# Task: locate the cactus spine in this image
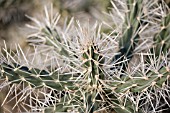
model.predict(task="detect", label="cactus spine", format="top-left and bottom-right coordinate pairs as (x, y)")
top-left (0, 0), bottom-right (170, 113)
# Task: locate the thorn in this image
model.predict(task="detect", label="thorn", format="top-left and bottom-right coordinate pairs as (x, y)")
top-left (158, 74), bottom-right (163, 78)
top-left (161, 26), bottom-right (165, 30)
top-left (55, 80), bottom-right (59, 83)
top-left (161, 40), bottom-right (165, 45)
top-left (143, 76), bottom-right (148, 80)
top-left (1, 69), bottom-right (4, 73)
top-left (166, 67), bottom-right (170, 72)
top-left (151, 81), bottom-right (156, 86)
top-left (20, 77), bottom-right (26, 81)
top-left (14, 68), bottom-right (18, 71)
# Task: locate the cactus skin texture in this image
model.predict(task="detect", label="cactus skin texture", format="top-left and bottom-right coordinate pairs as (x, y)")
top-left (152, 13), bottom-right (170, 56)
top-left (0, 0), bottom-right (170, 113)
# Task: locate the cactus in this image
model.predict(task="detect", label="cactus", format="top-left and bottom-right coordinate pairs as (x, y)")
top-left (0, 0), bottom-right (170, 113)
top-left (110, 0), bottom-right (142, 71)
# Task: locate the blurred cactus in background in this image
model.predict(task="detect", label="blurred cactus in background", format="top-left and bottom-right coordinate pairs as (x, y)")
top-left (0, 0), bottom-right (35, 49)
top-left (0, 0), bottom-right (111, 50)
top-left (0, 0), bottom-right (170, 113)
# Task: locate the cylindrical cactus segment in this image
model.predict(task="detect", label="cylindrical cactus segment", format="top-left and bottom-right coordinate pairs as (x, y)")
top-left (82, 45), bottom-right (105, 82)
top-left (74, 45), bottom-right (105, 112)
top-left (108, 66), bottom-right (170, 93)
top-left (111, 0), bottom-right (142, 71)
top-left (152, 13), bottom-right (170, 57)
top-left (104, 66), bottom-right (170, 113)
top-left (43, 45), bottom-right (106, 113)
top-left (0, 62), bottom-right (77, 90)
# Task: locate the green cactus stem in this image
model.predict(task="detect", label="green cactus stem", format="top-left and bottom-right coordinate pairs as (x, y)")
top-left (152, 13), bottom-right (170, 57)
top-left (0, 62), bottom-right (78, 91)
top-left (110, 0), bottom-right (142, 71)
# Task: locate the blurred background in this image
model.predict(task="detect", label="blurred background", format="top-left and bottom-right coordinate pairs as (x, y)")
top-left (0, 0), bottom-right (169, 112)
top-left (0, 0), bottom-right (112, 51)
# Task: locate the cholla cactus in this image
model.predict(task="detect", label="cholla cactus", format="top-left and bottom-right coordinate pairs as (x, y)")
top-left (0, 0), bottom-right (170, 113)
